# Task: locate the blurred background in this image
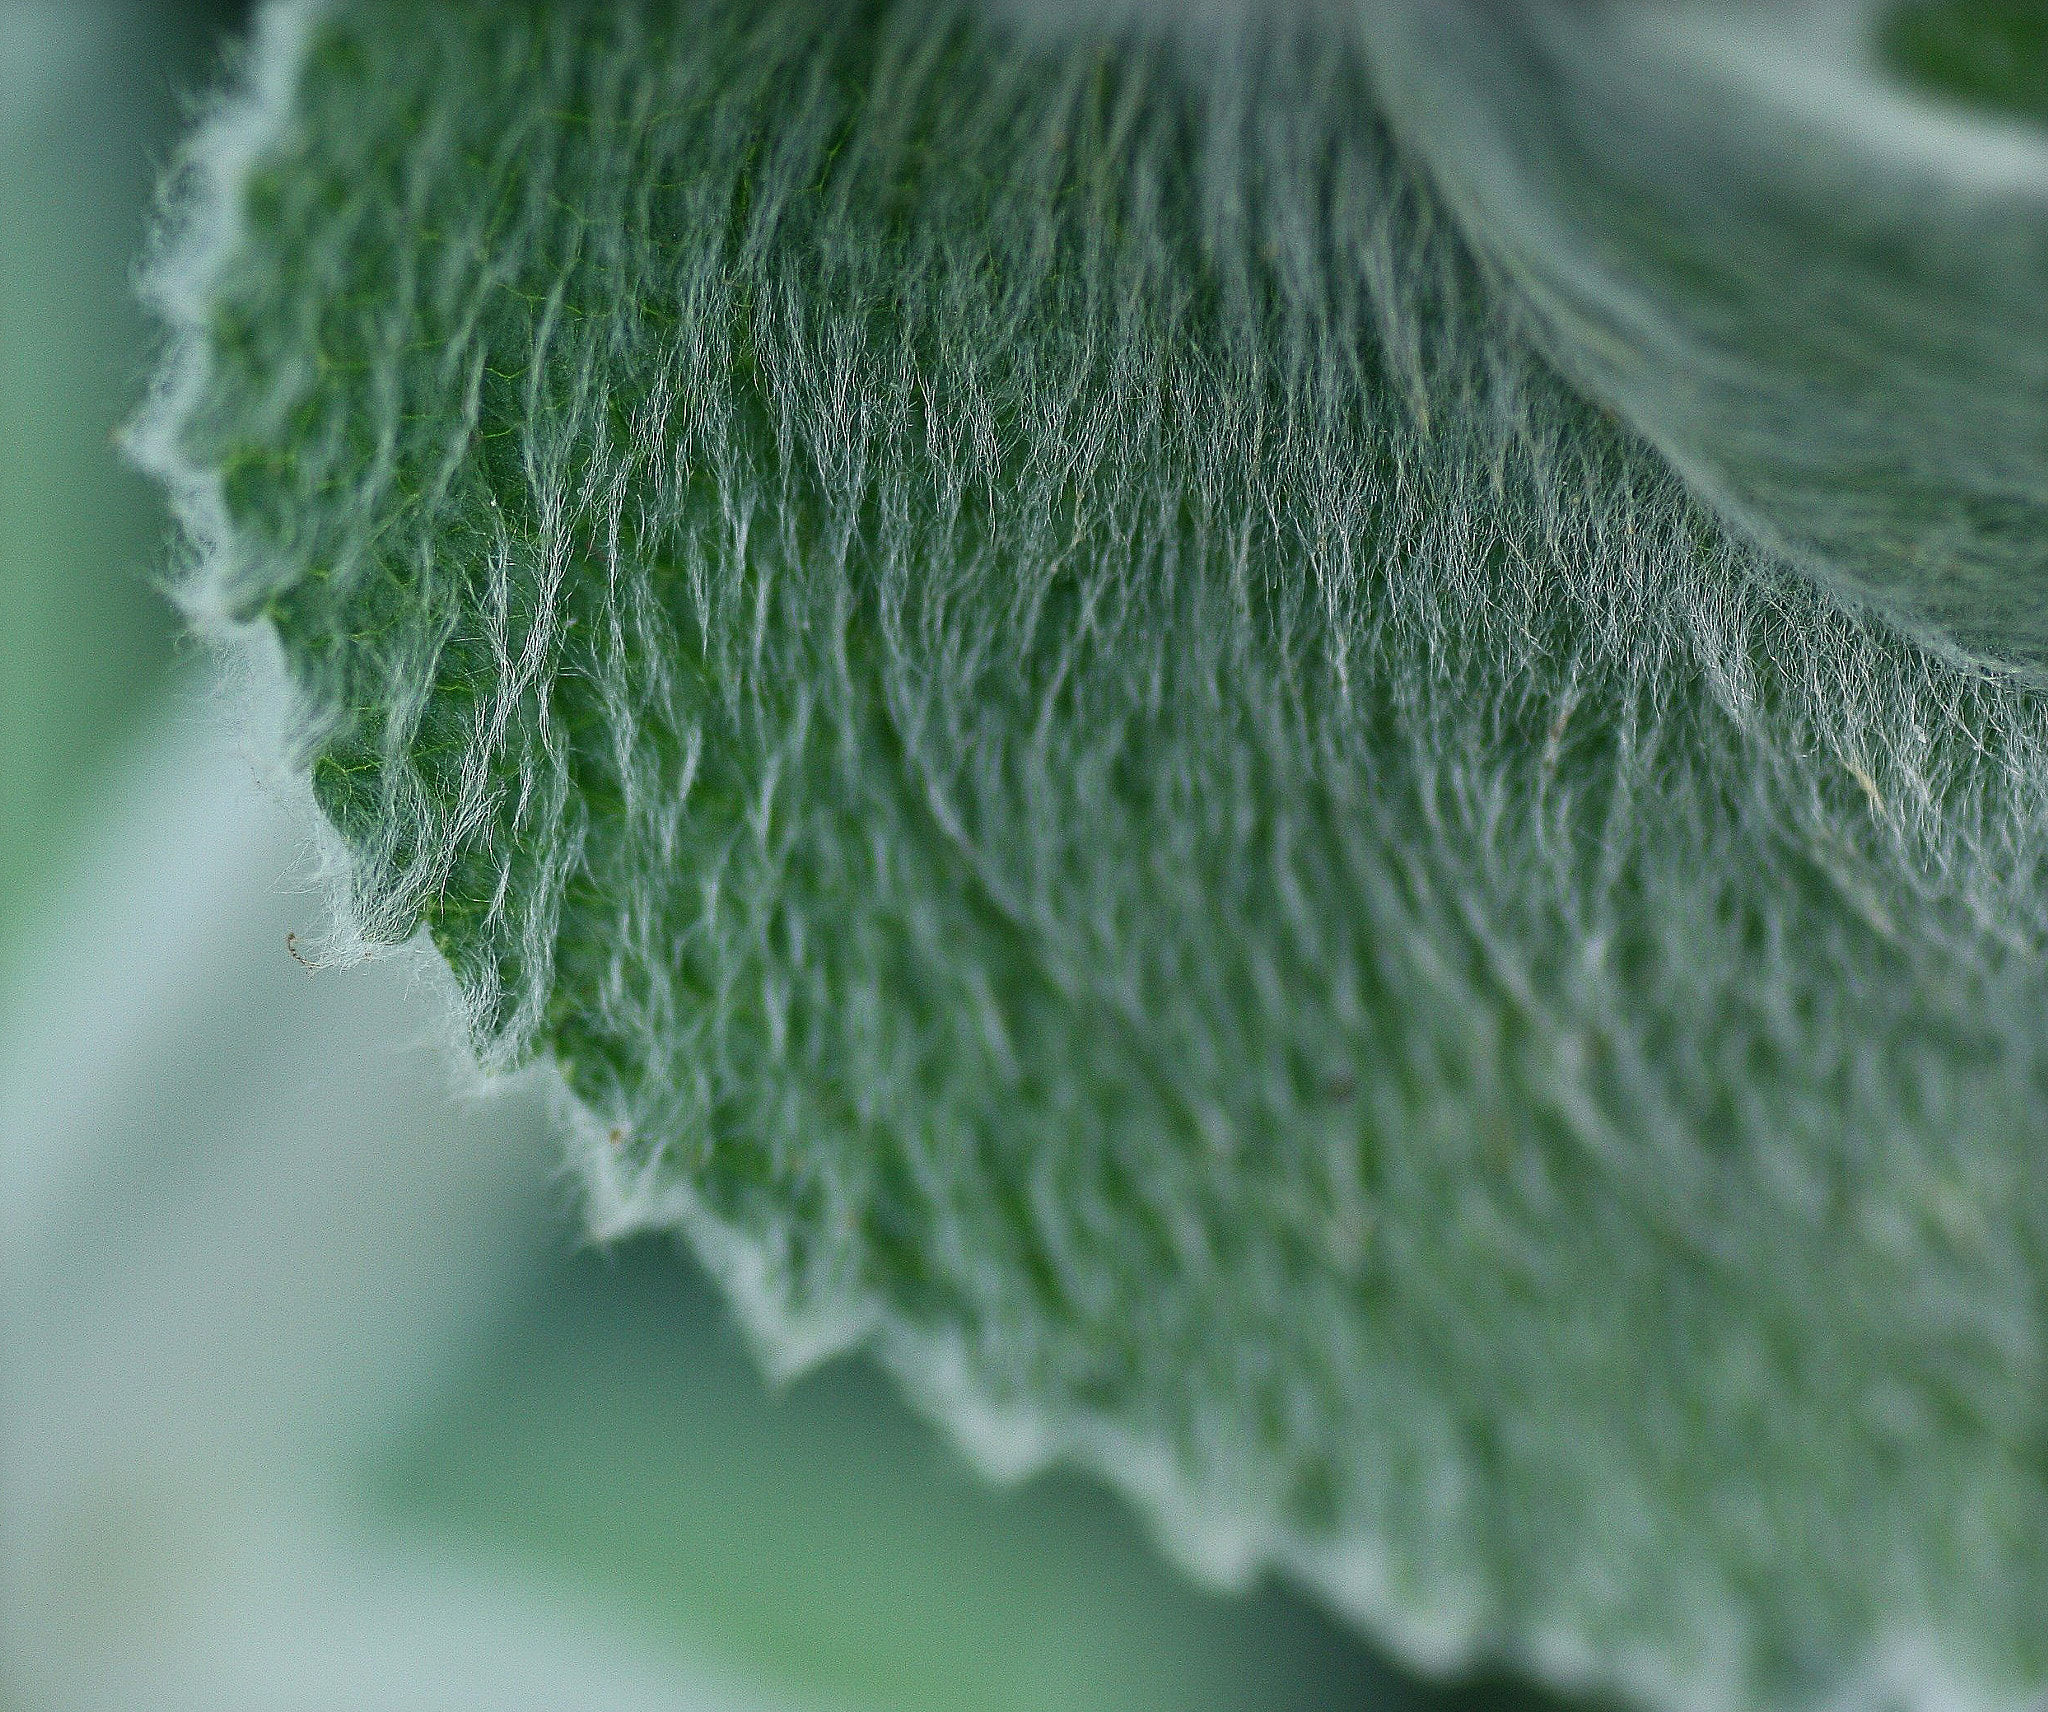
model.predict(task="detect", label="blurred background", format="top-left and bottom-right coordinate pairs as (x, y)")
top-left (0, 5), bottom-right (1550, 1709)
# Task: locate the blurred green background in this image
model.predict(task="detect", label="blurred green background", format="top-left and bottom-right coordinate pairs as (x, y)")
top-left (0, 0), bottom-right (205, 949)
top-left (0, 6), bottom-right (1551, 1709)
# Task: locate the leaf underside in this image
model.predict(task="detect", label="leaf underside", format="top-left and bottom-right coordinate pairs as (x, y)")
top-left (145, 3), bottom-right (2048, 1710)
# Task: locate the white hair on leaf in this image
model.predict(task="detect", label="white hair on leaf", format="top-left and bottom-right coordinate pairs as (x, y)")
top-left (131, 5), bottom-right (2048, 1712)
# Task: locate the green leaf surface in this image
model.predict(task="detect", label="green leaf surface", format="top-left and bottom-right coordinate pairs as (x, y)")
top-left (1357, 0), bottom-right (2048, 673)
top-left (136, 4), bottom-right (2048, 1711)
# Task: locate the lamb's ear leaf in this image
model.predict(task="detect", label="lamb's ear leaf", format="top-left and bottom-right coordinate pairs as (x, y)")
top-left (1358, 0), bottom-right (2048, 674)
top-left (134, 4), bottom-right (2048, 1712)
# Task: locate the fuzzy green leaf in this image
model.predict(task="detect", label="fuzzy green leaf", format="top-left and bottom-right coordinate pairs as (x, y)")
top-left (137, 4), bottom-right (2048, 1711)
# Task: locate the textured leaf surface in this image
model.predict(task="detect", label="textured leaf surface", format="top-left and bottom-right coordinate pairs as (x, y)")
top-left (1359, 0), bottom-right (2048, 672)
top-left (139, 4), bottom-right (2048, 1711)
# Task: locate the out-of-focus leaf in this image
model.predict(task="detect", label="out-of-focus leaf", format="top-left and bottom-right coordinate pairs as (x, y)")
top-left (382, 1237), bottom-right (1542, 1712)
top-left (0, 0), bottom-right (196, 949)
top-left (1360, 0), bottom-right (2048, 671)
top-left (1881, 0), bottom-right (2048, 120)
